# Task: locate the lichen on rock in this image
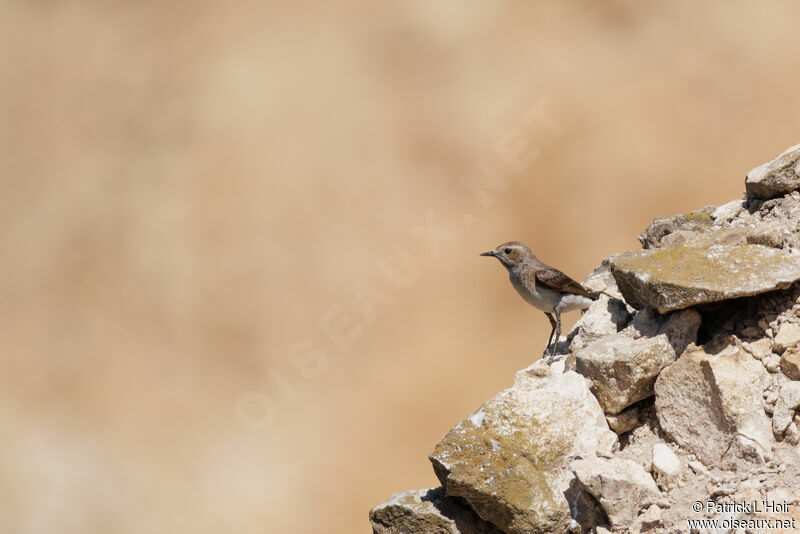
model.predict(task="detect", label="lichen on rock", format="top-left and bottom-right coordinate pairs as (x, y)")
top-left (610, 244), bottom-right (800, 313)
top-left (428, 369), bottom-right (615, 534)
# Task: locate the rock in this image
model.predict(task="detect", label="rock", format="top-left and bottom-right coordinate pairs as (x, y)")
top-left (772, 322), bottom-right (800, 354)
top-left (610, 245), bottom-right (800, 313)
top-left (569, 297), bottom-right (632, 353)
top-left (659, 227), bottom-right (748, 249)
top-left (711, 199), bottom-right (745, 224)
top-left (369, 488), bottom-right (503, 534)
top-left (765, 354), bottom-right (782, 373)
top-left (637, 208), bottom-right (715, 249)
top-left (766, 390), bottom-right (779, 405)
top-left (528, 359), bottom-right (550, 377)
top-left (688, 460), bottom-right (709, 477)
top-left (746, 219), bottom-right (789, 248)
top-left (575, 309), bottom-right (700, 414)
top-left (785, 422), bottom-right (800, 445)
top-left (780, 346), bottom-right (800, 379)
top-left (581, 260), bottom-right (624, 299)
top-left (652, 443), bottom-right (680, 477)
top-left (631, 504), bottom-right (662, 532)
top-left (429, 370), bottom-right (617, 534)
top-left (767, 487), bottom-right (800, 505)
top-left (741, 326), bottom-right (764, 339)
top-left (606, 404), bottom-right (641, 435)
top-left (745, 142), bottom-right (800, 199)
top-left (654, 339), bottom-right (773, 467)
top-left (743, 338), bottom-right (772, 359)
top-left (570, 456), bottom-right (663, 528)
top-left (709, 485), bottom-right (736, 498)
top-left (772, 381), bottom-right (800, 438)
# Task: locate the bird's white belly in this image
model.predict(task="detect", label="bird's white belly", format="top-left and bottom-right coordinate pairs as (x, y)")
top-left (556, 293), bottom-right (594, 313)
top-left (510, 274), bottom-right (593, 313)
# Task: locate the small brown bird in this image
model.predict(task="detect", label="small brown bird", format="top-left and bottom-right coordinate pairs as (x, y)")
top-left (480, 241), bottom-right (601, 355)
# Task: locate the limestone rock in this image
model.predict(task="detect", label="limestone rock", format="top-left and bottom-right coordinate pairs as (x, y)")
top-left (711, 199), bottom-right (745, 224)
top-left (631, 504), bottom-right (662, 532)
top-left (429, 370), bottom-right (616, 534)
top-left (606, 404), bottom-right (641, 435)
top-left (785, 422), bottom-right (800, 445)
top-left (766, 354), bottom-right (782, 373)
top-left (369, 488), bottom-right (503, 534)
top-left (654, 339), bottom-right (773, 467)
top-left (745, 143), bottom-right (800, 199)
top-left (780, 347), bottom-right (800, 380)
top-left (772, 381), bottom-right (800, 438)
top-left (571, 456), bottom-right (663, 528)
top-left (569, 297), bottom-right (632, 353)
top-left (746, 219), bottom-right (790, 249)
top-left (610, 245), bottom-right (800, 313)
top-left (773, 322), bottom-right (800, 354)
top-left (581, 260), bottom-right (624, 299)
top-left (659, 227), bottom-right (749, 249)
top-left (575, 308), bottom-right (700, 414)
top-left (637, 208), bottom-right (715, 249)
top-left (651, 443), bottom-right (680, 477)
top-left (743, 338), bottom-right (772, 359)
top-left (688, 460), bottom-right (709, 477)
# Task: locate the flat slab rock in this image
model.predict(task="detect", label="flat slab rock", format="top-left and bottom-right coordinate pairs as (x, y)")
top-left (610, 244), bottom-right (800, 313)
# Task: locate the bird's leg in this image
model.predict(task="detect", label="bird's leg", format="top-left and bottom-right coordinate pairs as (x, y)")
top-left (553, 310), bottom-right (562, 355)
top-left (544, 312), bottom-right (557, 356)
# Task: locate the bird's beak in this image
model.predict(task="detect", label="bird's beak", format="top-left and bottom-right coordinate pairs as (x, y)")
top-left (480, 251), bottom-right (496, 257)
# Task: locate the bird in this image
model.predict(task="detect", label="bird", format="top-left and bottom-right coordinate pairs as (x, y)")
top-left (480, 241), bottom-right (603, 356)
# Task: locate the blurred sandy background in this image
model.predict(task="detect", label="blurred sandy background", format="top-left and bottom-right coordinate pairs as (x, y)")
top-left (2, 1), bottom-right (800, 533)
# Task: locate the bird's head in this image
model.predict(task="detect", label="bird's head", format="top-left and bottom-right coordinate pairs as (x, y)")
top-left (480, 241), bottom-right (532, 269)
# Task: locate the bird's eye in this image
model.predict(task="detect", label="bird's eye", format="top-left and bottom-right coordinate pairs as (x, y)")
top-left (504, 248), bottom-right (512, 254)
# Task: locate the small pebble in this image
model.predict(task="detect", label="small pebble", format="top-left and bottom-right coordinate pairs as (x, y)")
top-left (711, 485), bottom-right (737, 498)
top-left (689, 460), bottom-right (709, 477)
top-left (765, 355), bottom-right (781, 373)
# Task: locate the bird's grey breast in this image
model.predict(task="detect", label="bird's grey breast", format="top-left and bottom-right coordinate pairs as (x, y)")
top-left (509, 269), bottom-right (557, 313)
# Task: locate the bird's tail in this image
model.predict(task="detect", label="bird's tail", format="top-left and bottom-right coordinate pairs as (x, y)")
top-left (589, 289), bottom-right (619, 300)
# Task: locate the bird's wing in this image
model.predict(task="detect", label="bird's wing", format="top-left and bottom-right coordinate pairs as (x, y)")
top-left (534, 268), bottom-right (597, 299)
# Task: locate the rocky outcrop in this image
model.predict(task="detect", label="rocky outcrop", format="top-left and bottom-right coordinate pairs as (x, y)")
top-left (371, 142), bottom-right (800, 534)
